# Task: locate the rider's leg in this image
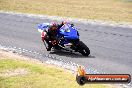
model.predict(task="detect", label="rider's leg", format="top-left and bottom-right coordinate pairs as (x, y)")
top-left (45, 35), bottom-right (53, 51)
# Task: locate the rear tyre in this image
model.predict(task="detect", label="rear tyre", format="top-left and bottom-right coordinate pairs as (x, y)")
top-left (77, 41), bottom-right (90, 56)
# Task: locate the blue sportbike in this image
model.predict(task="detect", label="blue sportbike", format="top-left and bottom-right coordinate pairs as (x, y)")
top-left (37, 23), bottom-right (90, 56)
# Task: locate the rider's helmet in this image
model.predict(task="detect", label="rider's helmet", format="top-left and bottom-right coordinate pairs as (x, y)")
top-left (50, 22), bottom-right (56, 26)
top-left (49, 22), bottom-right (57, 31)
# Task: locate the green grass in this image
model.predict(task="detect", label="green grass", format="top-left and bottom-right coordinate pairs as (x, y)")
top-left (0, 58), bottom-right (112, 88)
top-left (0, 0), bottom-right (132, 23)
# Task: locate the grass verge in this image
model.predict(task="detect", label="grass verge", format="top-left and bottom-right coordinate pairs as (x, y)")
top-left (0, 0), bottom-right (132, 23)
top-left (0, 50), bottom-right (113, 88)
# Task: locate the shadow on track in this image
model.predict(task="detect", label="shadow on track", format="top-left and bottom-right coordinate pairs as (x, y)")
top-left (49, 50), bottom-right (95, 58)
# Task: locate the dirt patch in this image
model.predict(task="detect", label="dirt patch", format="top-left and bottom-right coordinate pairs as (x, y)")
top-left (0, 68), bottom-right (28, 77)
top-left (0, 51), bottom-right (6, 59)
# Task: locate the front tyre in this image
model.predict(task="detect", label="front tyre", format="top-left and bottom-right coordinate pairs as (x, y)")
top-left (77, 41), bottom-right (90, 56)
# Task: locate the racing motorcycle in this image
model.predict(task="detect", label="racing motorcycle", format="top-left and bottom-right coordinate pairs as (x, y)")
top-left (37, 23), bottom-right (90, 56)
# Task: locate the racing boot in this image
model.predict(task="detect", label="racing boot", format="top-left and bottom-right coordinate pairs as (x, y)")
top-left (46, 45), bottom-right (52, 51)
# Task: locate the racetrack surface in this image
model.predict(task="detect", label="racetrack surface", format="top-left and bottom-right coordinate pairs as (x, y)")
top-left (0, 12), bottom-right (132, 76)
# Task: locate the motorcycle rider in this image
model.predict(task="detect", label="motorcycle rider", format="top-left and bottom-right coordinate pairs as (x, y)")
top-left (41, 21), bottom-right (75, 51)
top-left (41, 22), bottom-right (58, 51)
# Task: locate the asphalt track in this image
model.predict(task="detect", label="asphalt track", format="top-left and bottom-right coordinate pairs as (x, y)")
top-left (0, 12), bottom-right (132, 75)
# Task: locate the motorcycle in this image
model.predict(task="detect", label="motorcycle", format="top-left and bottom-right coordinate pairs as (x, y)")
top-left (37, 23), bottom-right (90, 56)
